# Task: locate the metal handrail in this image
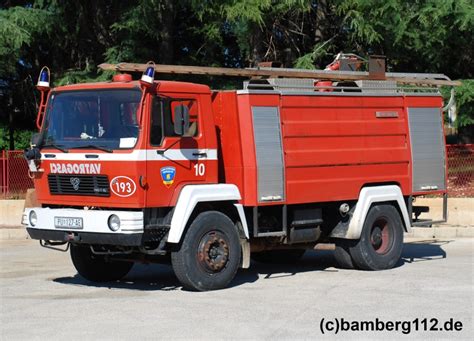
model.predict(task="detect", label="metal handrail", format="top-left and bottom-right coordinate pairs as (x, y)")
top-left (244, 82), bottom-right (440, 94)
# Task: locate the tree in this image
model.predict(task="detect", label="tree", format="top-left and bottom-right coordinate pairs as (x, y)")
top-left (0, 0), bottom-right (472, 149)
top-left (0, 5), bottom-right (52, 149)
top-left (451, 80), bottom-right (474, 128)
top-left (334, 0), bottom-right (474, 78)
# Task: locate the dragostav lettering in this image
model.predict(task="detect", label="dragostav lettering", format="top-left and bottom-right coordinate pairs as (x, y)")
top-left (50, 163), bottom-right (101, 174)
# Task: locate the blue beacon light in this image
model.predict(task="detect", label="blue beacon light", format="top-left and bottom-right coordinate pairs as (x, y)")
top-left (37, 66), bottom-right (50, 89)
top-left (140, 61), bottom-right (155, 87)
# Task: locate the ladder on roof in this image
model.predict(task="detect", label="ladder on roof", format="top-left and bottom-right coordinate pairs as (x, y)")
top-left (98, 58), bottom-right (460, 87)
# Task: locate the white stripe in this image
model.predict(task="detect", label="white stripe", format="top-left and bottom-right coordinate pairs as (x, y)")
top-left (40, 149), bottom-right (218, 161)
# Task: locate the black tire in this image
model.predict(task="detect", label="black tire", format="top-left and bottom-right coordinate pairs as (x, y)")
top-left (334, 240), bottom-right (356, 269)
top-left (171, 211), bottom-right (241, 291)
top-left (70, 244), bottom-right (133, 282)
top-left (349, 204), bottom-right (404, 270)
top-left (251, 249), bottom-right (306, 264)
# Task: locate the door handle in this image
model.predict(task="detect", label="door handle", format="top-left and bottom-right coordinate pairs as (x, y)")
top-left (192, 152), bottom-right (207, 157)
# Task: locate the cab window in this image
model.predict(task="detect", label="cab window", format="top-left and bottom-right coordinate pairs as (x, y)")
top-left (150, 96), bottom-right (199, 146)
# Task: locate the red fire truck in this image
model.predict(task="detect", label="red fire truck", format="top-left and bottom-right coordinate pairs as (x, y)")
top-left (23, 56), bottom-right (455, 291)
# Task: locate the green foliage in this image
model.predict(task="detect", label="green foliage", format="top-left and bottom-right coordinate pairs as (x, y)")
top-left (441, 80), bottom-right (474, 128)
top-left (0, 0), bottom-right (472, 143)
top-left (223, 0), bottom-right (272, 24)
top-left (0, 125), bottom-right (34, 150)
top-left (55, 68), bottom-right (114, 86)
top-left (335, 0), bottom-right (473, 77)
top-left (106, 1), bottom-right (163, 63)
top-left (0, 6), bottom-right (52, 77)
top-left (188, 0), bottom-right (316, 66)
top-left (454, 80), bottom-right (474, 128)
top-left (294, 39), bottom-right (335, 69)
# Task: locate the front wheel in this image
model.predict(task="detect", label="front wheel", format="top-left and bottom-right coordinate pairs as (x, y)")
top-left (349, 204), bottom-right (404, 270)
top-left (171, 211), bottom-right (241, 291)
top-left (70, 244), bottom-right (133, 282)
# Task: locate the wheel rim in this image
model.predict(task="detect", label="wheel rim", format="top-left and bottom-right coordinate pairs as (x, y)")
top-left (370, 217), bottom-right (392, 254)
top-left (197, 230), bottom-right (230, 273)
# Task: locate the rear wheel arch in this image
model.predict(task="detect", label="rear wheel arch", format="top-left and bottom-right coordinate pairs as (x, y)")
top-left (330, 185), bottom-right (411, 240)
top-left (333, 202), bottom-right (404, 270)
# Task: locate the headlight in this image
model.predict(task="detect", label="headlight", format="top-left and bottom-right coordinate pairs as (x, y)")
top-left (29, 210), bottom-right (38, 226)
top-left (108, 214), bottom-right (120, 231)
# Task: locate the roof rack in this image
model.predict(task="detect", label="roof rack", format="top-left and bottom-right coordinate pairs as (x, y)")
top-left (98, 60), bottom-right (460, 87)
top-left (242, 78), bottom-right (441, 95)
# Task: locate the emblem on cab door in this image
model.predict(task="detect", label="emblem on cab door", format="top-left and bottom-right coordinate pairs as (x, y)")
top-left (160, 167), bottom-right (176, 188)
top-left (70, 177), bottom-right (81, 191)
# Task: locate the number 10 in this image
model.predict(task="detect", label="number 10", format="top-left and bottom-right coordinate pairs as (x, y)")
top-left (194, 163), bottom-right (205, 176)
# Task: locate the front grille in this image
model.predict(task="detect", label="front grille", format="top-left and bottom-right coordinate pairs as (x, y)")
top-left (48, 174), bottom-right (110, 197)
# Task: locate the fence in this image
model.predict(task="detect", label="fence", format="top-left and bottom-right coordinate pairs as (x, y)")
top-left (446, 144), bottom-right (474, 197)
top-left (1, 150), bottom-right (34, 199)
top-left (1, 145), bottom-right (473, 199)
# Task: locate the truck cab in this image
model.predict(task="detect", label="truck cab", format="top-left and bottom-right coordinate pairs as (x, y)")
top-left (25, 75), bottom-right (220, 246)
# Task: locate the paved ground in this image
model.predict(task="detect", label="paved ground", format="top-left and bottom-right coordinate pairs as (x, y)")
top-left (2, 225), bottom-right (473, 240)
top-left (1, 238), bottom-right (472, 340)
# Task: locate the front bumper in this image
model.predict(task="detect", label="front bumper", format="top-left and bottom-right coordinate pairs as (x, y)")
top-left (23, 207), bottom-right (144, 246)
top-left (26, 228), bottom-right (143, 246)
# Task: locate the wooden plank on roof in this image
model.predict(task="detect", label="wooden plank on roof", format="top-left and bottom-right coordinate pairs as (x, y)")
top-left (98, 63), bottom-right (461, 86)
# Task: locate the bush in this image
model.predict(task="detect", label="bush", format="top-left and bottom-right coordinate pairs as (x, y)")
top-left (442, 79), bottom-right (474, 128)
top-left (0, 125), bottom-right (34, 150)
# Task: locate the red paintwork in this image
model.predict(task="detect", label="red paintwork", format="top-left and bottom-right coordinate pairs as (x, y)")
top-left (146, 91), bottom-right (218, 208)
top-left (34, 80), bottom-right (216, 209)
top-left (34, 78), bottom-right (446, 209)
top-left (212, 91), bottom-right (446, 206)
top-left (54, 80), bottom-right (210, 94)
top-left (35, 158), bottom-right (147, 208)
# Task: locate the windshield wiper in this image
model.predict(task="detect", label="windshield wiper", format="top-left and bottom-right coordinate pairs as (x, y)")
top-left (41, 144), bottom-right (69, 153)
top-left (69, 145), bottom-right (113, 153)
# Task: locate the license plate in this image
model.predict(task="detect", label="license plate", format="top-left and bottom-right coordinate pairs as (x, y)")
top-left (54, 217), bottom-right (83, 229)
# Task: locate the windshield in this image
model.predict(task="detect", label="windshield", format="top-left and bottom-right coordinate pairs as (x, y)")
top-left (41, 89), bottom-right (141, 150)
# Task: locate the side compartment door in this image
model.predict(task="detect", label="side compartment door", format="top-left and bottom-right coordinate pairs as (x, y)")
top-left (252, 106), bottom-right (285, 202)
top-left (146, 94), bottom-right (208, 207)
top-left (408, 107), bottom-right (446, 192)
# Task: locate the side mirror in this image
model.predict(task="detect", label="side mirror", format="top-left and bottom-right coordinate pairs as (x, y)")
top-left (31, 133), bottom-right (42, 147)
top-left (173, 104), bottom-right (190, 136)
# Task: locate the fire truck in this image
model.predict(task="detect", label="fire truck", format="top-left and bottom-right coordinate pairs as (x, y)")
top-left (23, 55), bottom-right (456, 291)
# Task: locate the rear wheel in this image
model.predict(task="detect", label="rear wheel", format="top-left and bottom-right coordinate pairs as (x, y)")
top-left (171, 211), bottom-right (241, 291)
top-left (349, 204), bottom-right (404, 270)
top-left (70, 244), bottom-right (133, 282)
top-left (251, 249), bottom-right (306, 264)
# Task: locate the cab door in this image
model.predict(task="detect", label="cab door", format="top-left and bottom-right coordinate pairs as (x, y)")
top-left (146, 93), bottom-right (209, 207)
